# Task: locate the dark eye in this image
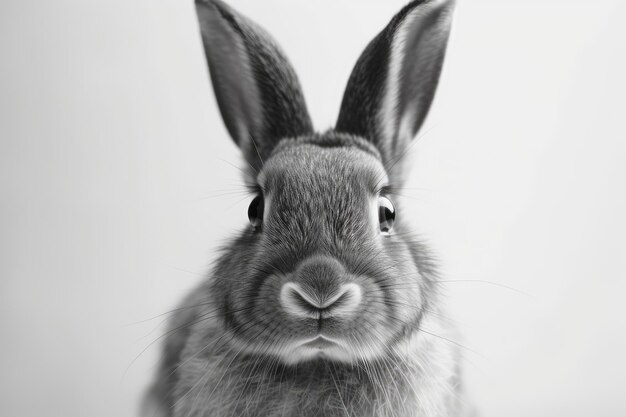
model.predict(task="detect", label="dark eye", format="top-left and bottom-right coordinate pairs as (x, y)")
top-left (378, 196), bottom-right (395, 234)
top-left (248, 194), bottom-right (264, 229)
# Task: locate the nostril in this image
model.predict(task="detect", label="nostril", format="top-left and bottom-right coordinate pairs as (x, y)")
top-left (290, 288), bottom-right (320, 311)
top-left (280, 283), bottom-right (322, 319)
top-left (280, 282), bottom-right (362, 319)
top-left (326, 283), bottom-right (361, 318)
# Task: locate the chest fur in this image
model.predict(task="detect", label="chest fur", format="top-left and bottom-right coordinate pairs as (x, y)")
top-left (172, 349), bottom-right (459, 417)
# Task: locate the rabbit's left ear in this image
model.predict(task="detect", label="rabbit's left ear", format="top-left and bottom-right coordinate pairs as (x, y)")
top-left (336, 0), bottom-right (455, 171)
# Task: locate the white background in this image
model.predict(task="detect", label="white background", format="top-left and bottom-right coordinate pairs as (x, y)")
top-left (1, 0), bottom-right (625, 416)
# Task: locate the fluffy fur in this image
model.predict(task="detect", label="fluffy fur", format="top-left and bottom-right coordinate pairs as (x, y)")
top-left (143, 1), bottom-right (469, 416)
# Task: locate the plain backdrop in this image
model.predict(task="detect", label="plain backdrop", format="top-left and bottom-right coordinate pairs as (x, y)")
top-left (1, 0), bottom-right (625, 416)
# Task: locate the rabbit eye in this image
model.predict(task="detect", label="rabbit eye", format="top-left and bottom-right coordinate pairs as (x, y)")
top-left (378, 196), bottom-right (395, 234)
top-left (248, 194), bottom-right (264, 229)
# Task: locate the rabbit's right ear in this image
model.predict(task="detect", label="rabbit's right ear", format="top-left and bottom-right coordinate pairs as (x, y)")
top-left (195, 0), bottom-right (313, 170)
top-left (336, 0), bottom-right (455, 176)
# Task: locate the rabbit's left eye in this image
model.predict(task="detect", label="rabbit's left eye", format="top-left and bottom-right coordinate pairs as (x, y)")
top-left (248, 194), bottom-right (264, 229)
top-left (378, 196), bottom-right (395, 234)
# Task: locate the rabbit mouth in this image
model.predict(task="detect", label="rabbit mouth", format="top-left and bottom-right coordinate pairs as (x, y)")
top-left (299, 335), bottom-right (340, 350)
top-left (285, 335), bottom-right (351, 362)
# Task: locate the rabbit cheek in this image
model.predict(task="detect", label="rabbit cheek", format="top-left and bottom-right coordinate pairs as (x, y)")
top-left (393, 262), bottom-right (424, 328)
top-left (384, 242), bottom-right (426, 335)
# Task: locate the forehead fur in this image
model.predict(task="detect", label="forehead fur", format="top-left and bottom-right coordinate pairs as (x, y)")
top-left (258, 131), bottom-right (388, 194)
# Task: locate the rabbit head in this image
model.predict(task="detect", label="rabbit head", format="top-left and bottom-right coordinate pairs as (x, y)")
top-left (195, 0), bottom-right (454, 365)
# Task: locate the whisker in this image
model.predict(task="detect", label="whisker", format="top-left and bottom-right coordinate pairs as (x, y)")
top-left (124, 301), bottom-right (213, 326)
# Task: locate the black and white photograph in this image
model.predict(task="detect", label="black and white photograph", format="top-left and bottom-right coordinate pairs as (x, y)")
top-left (1, 1), bottom-right (624, 416)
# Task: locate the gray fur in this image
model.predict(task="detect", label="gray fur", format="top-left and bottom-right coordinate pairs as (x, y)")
top-left (144, 1), bottom-right (468, 416)
top-left (196, 0), bottom-right (313, 172)
top-left (336, 0), bottom-right (455, 181)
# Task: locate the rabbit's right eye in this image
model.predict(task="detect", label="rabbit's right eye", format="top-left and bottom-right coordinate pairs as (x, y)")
top-left (248, 194), bottom-right (264, 229)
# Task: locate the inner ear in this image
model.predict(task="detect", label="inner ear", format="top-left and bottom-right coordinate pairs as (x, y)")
top-left (335, 0), bottom-right (455, 175)
top-left (196, 2), bottom-right (262, 154)
top-left (196, 0), bottom-right (314, 171)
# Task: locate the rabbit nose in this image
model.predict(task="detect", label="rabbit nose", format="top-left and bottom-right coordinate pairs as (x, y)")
top-left (280, 282), bottom-right (362, 319)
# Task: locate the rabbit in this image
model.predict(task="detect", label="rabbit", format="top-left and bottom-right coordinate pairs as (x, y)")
top-left (142, 0), bottom-right (471, 416)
